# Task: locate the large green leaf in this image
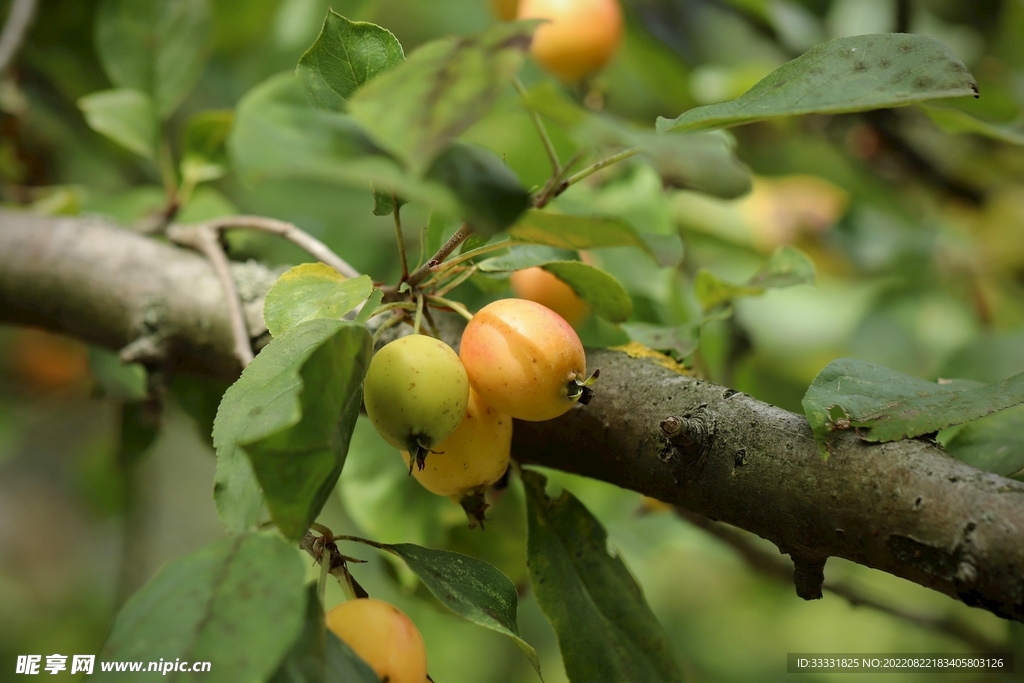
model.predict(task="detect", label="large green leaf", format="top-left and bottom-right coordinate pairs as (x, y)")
top-left (802, 358), bottom-right (1024, 455)
top-left (424, 142), bottom-right (532, 236)
top-left (78, 89), bottom-right (158, 160)
top-left (94, 534), bottom-right (306, 683)
top-left (632, 131), bottom-right (752, 199)
top-left (523, 471), bottom-right (684, 683)
top-left (658, 34), bottom-right (978, 133)
top-left (95, 0), bottom-right (211, 118)
top-left (263, 265), bottom-right (373, 338)
top-left (695, 247), bottom-right (816, 311)
top-left (380, 543), bottom-right (541, 675)
top-left (297, 10), bottom-right (404, 112)
top-left (348, 21), bottom-right (538, 174)
top-left (181, 110), bottom-right (234, 187)
top-left (229, 73), bottom-right (459, 215)
top-left (945, 405), bottom-right (1024, 477)
top-left (270, 585), bottom-right (378, 683)
top-left (212, 320), bottom-right (371, 537)
top-left (508, 210), bottom-right (648, 251)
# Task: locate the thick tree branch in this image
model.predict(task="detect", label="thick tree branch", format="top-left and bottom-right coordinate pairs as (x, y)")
top-left (2, 209), bottom-right (1023, 624)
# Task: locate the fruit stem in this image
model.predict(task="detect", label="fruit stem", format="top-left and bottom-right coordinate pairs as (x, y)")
top-left (413, 292), bottom-right (424, 335)
top-left (371, 312), bottom-right (406, 345)
top-left (512, 75), bottom-right (562, 176)
top-left (426, 294), bottom-right (474, 321)
top-left (432, 265), bottom-right (478, 297)
top-left (367, 301), bottom-right (417, 318)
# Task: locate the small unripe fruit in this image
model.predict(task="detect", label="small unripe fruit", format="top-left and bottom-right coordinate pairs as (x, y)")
top-left (517, 0), bottom-right (624, 83)
top-left (325, 598), bottom-right (427, 683)
top-left (510, 267), bottom-right (590, 326)
top-left (401, 389), bottom-right (512, 497)
top-left (363, 335), bottom-right (470, 469)
top-left (460, 299), bottom-right (593, 421)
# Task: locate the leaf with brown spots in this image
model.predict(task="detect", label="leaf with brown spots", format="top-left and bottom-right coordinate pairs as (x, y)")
top-left (658, 34), bottom-right (978, 133)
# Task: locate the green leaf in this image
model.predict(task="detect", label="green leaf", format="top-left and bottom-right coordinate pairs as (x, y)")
top-left (543, 262), bottom-right (632, 323)
top-left (95, 0), bottom-right (211, 118)
top-left (635, 131), bottom-right (752, 198)
top-left (380, 543), bottom-right (541, 676)
top-left (297, 10), bottom-right (404, 112)
top-left (658, 34), bottom-right (978, 133)
top-left (372, 189), bottom-right (397, 216)
top-left (94, 534), bottom-right (306, 683)
top-left (242, 322), bottom-right (371, 540)
top-left (348, 21), bottom-right (538, 174)
top-left (523, 471), bottom-right (684, 683)
top-left (945, 405), bottom-right (1024, 477)
top-left (477, 245), bottom-right (578, 272)
top-left (270, 584), bottom-right (379, 683)
top-left (425, 142), bottom-right (532, 236)
top-left (920, 105), bottom-right (1024, 146)
top-left (229, 73), bottom-right (459, 215)
top-left (264, 264), bottom-right (373, 337)
top-left (78, 89), bottom-right (158, 160)
top-left (695, 246), bottom-right (816, 312)
top-left (508, 210), bottom-right (649, 252)
top-left (354, 289), bottom-right (384, 325)
top-left (802, 359), bottom-right (1024, 456)
top-left (212, 320), bottom-right (371, 537)
top-left (181, 110), bottom-right (234, 187)
top-left (621, 323), bottom-right (699, 360)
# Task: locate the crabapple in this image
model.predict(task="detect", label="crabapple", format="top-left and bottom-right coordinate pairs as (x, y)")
top-left (459, 298), bottom-right (594, 421)
top-left (510, 266), bottom-right (590, 326)
top-left (401, 388), bottom-right (512, 497)
top-left (516, 0), bottom-right (624, 83)
top-left (325, 598), bottom-right (427, 683)
top-left (363, 334), bottom-right (469, 470)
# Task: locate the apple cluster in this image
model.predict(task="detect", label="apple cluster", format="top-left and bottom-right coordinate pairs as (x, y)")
top-left (362, 298), bottom-right (593, 508)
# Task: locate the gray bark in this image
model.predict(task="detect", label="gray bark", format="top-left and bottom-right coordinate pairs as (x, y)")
top-left (2, 209), bottom-right (1022, 623)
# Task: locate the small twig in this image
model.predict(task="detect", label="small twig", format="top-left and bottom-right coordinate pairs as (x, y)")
top-left (534, 149), bottom-right (587, 208)
top-left (424, 241), bottom-right (512, 279)
top-left (393, 197), bottom-right (409, 282)
top-left (512, 75), bottom-right (561, 176)
top-left (0, 0), bottom-right (38, 73)
top-left (433, 265), bottom-right (478, 297)
top-left (673, 508), bottom-right (1005, 654)
top-left (169, 224), bottom-right (253, 367)
top-left (560, 147), bottom-right (637, 192)
top-left (195, 216), bottom-right (361, 278)
top-left (405, 223), bottom-right (473, 288)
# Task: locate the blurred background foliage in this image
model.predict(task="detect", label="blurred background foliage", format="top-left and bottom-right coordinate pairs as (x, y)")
top-left (1, 0), bottom-right (1024, 680)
